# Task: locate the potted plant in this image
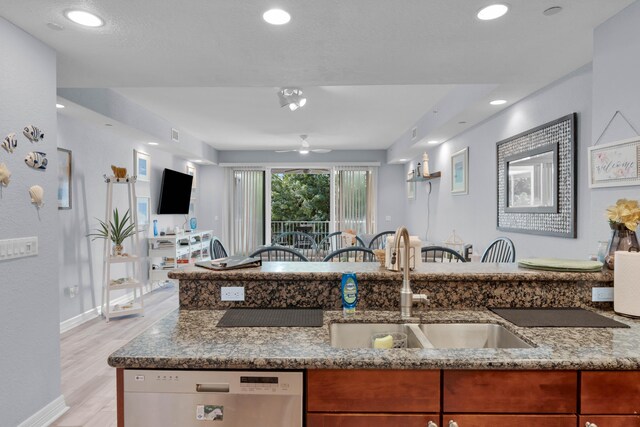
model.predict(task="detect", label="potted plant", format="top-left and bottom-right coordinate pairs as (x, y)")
top-left (88, 208), bottom-right (137, 256)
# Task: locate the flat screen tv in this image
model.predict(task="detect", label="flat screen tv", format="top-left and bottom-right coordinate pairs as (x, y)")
top-left (157, 168), bottom-right (193, 214)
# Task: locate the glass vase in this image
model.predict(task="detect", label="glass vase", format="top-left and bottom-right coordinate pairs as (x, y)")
top-left (605, 223), bottom-right (640, 269)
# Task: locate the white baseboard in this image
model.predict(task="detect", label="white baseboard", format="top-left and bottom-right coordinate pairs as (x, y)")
top-left (60, 282), bottom-right (170, 334)
top-left (17, 395), bottom-right (68, 427)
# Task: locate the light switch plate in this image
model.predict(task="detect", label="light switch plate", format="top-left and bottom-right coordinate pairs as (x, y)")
top-left (592, 287), bottom-right (614, 302)
top-left (0, 237), bottom-right (38, 261)
top-left (221, 286), bottom-right (245, 301)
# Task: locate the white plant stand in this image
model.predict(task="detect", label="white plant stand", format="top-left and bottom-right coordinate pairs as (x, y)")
top-left (101, 175), bottom-right (145, 322)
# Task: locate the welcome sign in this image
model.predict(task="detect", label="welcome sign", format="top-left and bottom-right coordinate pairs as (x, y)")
top-left (588, 137), bottom-right (640, 188)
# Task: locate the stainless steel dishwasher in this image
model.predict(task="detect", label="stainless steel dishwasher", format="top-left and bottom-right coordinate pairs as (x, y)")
top-left (124, 370), bottom-right (303, 426)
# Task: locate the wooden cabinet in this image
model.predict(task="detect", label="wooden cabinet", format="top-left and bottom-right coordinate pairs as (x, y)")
top-left (307, 370), bottom-right (440, 413)
top-left (443, 370), bottom-right (578, 413)
top-left (581, 371), bottom-right (640, 414)
top-left (307, 413), bottom-right (439, 427)
top-left (443, 415), bottom-right (577, 427)
top-left (579, 415), bottom-right (640, 426)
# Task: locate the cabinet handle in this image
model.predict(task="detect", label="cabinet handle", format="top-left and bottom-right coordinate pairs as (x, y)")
top-left (585, 423), bottom-right (598, 427)
top-left (449, 421), bottom-right (458, 427)
top-left (427, 422), bottom-right (438, 427)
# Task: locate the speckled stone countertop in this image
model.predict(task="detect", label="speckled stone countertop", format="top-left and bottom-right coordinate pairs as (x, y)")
top-left (169, 262), bottom-right (613, 282)
top-left (108, 308), bottom-right (640, 370)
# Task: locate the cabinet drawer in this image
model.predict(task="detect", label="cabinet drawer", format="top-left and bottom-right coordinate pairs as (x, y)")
top-left (443, 370), bottom-right (577, 413)
top-left (307, 370), bottom-right (440, 413)
top-left (582, 371), bottom-right (640, 414)
top-left (579, 415), bottom-right (640, 426)
top-left (444, 414), bottom-right (576, 427)
top-left (307, 413), bottom-right (439, 427)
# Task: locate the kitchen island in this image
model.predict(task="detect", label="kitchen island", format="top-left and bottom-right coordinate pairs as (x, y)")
top-left (110, 263), bottom-right (640, 427)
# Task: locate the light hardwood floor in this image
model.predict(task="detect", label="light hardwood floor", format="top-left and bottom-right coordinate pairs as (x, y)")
top-left (53, 285), bottom-right (178, 427)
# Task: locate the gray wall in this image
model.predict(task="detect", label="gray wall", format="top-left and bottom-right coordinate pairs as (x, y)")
top-left (57, 114), bottom-right (203, 323)
top-left (0, 18), bottom-right (62, 425)
top-left (403, 65), bottom-right (594, 258)
top-left (590, 0), bottom-right (640, 243)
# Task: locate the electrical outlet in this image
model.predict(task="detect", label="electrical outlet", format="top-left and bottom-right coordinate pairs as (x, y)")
top-left (221, 286), bottom-right (245, 301)
top-left (385, 216), bottom-right (391, 222)
top-left (592, 287), bottom-right (614, 302)
top-left (66, 285), bottom-right (80, 298)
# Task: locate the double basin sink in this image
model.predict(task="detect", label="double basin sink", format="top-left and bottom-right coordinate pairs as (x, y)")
top-left (330, 322), bottom-right (533, 349)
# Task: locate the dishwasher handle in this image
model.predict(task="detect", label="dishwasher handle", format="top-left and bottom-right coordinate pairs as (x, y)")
top-left (196, 383), bottom-right (230, 393)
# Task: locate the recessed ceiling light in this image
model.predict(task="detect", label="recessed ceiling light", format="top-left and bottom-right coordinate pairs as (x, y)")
top-left (148, 142), bottom-right (159, 146)
top-left (263, 9), bottom-right (291, 25)
top-left (490, 99), bottom-right (508, 106)
top-left (427, 140), bottom-right (439, 145)
top-left (398, 158), bottom-right (408, 162)
top-left (64, 10), bottom-right (104, 27)
top-left (56, 103), bottom-right (65, 109)
top-left (543, 6), bottom-right (563, 16)
top-left (299, 149), bottom-right (309, 155)
top-left (477, 4), bottom-right (509, 20)
top-left (193, 160), bottom-right (204, 163)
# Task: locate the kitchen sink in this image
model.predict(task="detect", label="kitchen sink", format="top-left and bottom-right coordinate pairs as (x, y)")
top-left (418, 323), bottom-right (532, 349)
top-left (329, 322), bottom-right (532, 349)
top-left (329, 323), bottom-right (432, 349)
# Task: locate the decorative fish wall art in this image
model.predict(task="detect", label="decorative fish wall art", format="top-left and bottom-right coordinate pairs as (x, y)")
top-left (28, 185), bottom-right (44, 207)
top-left (23, 125), bottom-right (44, 142)
top-left (2, 133), bottom-right (18, 153)
top-left (0, 163), bottom-right (11, 186)
top-left (25, 151), bottom-right (48, 170)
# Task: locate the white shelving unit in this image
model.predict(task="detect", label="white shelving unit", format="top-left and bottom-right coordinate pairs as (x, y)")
top-left (101, 175), bottom-right (145, 322)
top-left (148, 229), bottom-right (213, 284)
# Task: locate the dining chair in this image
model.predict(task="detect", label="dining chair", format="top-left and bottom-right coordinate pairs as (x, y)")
top-left (322, 247), bottom-right (376, 262)
top-left (421, 246), bottom-right (466, 263)
top-left (316, 231), bottom-right (366, 260)
top-left (368, 230), bottom-right (395, 250)
top-left (271, 231), bottom-right (317, 260)
top-left (481, 237), bottom-right (516, 263)
top-left (249, 246), bottom-right (309, 262)
top-left (210, 236), bottom-right (228, 259)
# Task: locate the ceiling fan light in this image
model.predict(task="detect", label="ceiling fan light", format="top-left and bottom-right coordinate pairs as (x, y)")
top-left (289, 103), bottom-right (299, 111)
top-left (298, 97), bottom-right (307, 107)
top-left (299, 149), bottom-right (309, 154)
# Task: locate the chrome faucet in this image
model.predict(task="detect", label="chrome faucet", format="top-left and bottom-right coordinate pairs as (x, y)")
top-left (390, 226), bottom-right (428, 318)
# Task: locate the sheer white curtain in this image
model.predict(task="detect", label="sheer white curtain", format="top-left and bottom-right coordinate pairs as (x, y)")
top-left (224, 168), bottom-right (265, 255)
top-left (333, 166), bottom-right (377, 234)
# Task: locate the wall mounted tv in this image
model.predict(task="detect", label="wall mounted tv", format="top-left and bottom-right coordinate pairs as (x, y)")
top-left (157, 168), bottom-right (193, 215)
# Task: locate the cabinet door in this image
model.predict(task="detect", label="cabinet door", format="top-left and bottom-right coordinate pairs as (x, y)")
top-left (444, 415), bottom-right (576, 427)
top-left (443, 370), bottom-right (578, 413)
top-left (582, 371), bottom-right (640, 414)
top-left (307, 370), bottom-right (440, 413)
top-left (307, 413), bottom-right (439, 427)
top-left (579, 415), bottom-right (640, 426)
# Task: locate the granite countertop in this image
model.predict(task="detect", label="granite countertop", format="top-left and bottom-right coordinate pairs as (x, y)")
top-left (169, 262), bottom-right (613, 282)
top-left (108, 308), bottom-right (640, 370)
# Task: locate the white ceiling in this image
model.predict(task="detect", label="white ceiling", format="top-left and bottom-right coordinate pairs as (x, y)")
top-left (1, 0), bottom-right (635, 153)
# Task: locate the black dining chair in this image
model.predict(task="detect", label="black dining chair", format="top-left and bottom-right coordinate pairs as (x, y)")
top-left (210, 236), bottom-right (228, 259)
top-left (316, 231), bottom-right (366, 260)
top-left (322, 247), bottom-right (376, 262)
top-left (368, 230), bottom-right (395, 250)
top-left (481, 237), bottom-right (516, 263)
top-left (271, 231), bottom-right (317, 260)
top-left (249, 246), bottom-right (309, 262)
top-left (421, 246), bottom-right (466, 263)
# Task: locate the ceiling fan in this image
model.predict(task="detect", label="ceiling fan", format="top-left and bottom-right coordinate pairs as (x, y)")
top-left (275, 135), bottom-right (332, 154)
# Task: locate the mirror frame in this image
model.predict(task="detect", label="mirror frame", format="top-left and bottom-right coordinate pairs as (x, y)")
top-left (496, 113), bottom-right (577, 238)
top-left (504, 143), bottom-right (559, 214)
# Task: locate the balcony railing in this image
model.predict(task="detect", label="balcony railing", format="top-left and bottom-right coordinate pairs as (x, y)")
top-left (270, 221), bottom-right (331, 244)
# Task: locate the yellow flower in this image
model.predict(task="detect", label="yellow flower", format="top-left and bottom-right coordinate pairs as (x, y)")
top-left (607, 199), bottom-right (640, 231)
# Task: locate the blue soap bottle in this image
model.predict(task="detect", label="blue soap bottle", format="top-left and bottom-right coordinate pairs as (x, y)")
top-left (341, 272), bottom-right (358, 316)
top-left (153, 219), bottom-right (158, 237)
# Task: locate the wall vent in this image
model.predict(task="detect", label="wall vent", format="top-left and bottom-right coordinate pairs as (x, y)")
top-left (411, 127), bottom-right (418, 140)
top-left (171, 128), bottom-right (180, 142)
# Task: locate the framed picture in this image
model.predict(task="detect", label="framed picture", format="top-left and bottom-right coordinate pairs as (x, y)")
top-left (186, 164), bottom-right (197, 189)
top-left (136, 197), bottom-right (150, 226)
top-left (407, 170), bottom-right (415, 199)
top-left (451, 147), bottom-right (469, 195)
top-left (57, 148), bottom-right (72, 209)
top-left (588, 136), bottom-right (640, 188)
top-left (134, 150), bottom-right (150, 182)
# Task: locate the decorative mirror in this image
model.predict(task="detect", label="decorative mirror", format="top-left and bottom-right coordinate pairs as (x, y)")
top-left (497, 113), bottom-right (576, 237)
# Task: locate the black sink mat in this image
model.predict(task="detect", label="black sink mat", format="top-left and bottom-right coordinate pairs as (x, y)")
top-left (490, 308), bottom-right (629, 328)
top-left (217, 308), bottom-right (323, 327)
